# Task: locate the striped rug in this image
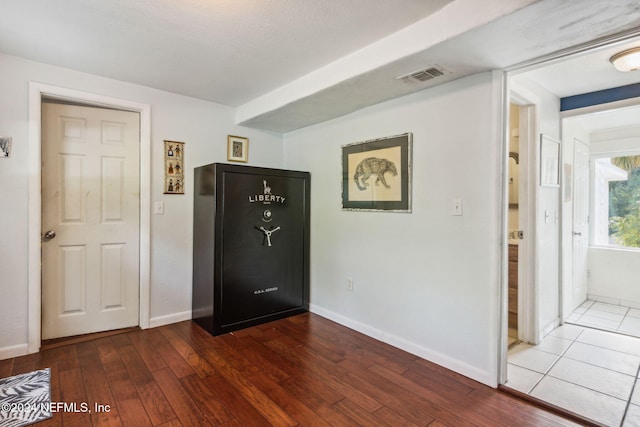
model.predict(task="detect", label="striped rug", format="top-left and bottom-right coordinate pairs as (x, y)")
top-left (0, 368), bottom-right (51, 426)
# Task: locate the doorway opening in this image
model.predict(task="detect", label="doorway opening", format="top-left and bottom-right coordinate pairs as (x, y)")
top-left (506, 95), bottom-right (537, 348)
top-left (501, 32), bottom-right (640, 426)
top-left (562, 105), bottom-right (640, 337)
top-left (27, 83), bottom-right (151, 353)
top-left (507, 103), bottom-right (523, 349)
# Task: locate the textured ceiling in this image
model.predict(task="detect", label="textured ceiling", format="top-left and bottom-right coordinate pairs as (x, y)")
top-left (0, 0), bottom-right (452, 106)
top-left (523, 35), bottom-right (640, 98)
top-left (519, 32), bottom-right (640, 134)
top-left (2, 0), bottom-right (640, 132)
top-left (238, 0), bottom-right (640, 131)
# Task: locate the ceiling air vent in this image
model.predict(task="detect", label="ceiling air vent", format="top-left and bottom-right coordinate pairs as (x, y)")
top-left (395, 65), bottom-right (447, 83)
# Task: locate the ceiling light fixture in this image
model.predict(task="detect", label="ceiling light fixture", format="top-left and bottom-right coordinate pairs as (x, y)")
top-left (610, 47), bottom-right (640, 72)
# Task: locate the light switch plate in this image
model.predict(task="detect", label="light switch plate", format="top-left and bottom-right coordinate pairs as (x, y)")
top-left (452, 198), bottom-right (463, 216)
top-left (154, 201), bottom-right (164, 215)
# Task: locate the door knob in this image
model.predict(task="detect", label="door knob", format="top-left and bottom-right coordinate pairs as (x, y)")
top-left (573, 231), bottom-right (582, 236)
top-left (43, 230), bottom-right (56, 240)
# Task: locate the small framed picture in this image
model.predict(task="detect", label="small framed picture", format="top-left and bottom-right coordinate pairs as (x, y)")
top-left (227, 135), bottom-right (249, 163)
top-left (0, 137), bottom-right (12, 158)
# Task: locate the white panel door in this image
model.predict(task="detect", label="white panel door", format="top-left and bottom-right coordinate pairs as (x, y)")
top-left (572, 138), bottom-right (590, 310)
top-left (42, 103), bottom-right (140, 339)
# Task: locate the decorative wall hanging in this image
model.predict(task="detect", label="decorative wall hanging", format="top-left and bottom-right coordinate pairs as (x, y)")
top-left (540, 134), bottom-right (560, 187)
top-left (164, 140), bottom-right (185, 194)
top-left (0, 136), bottom-right (12, 158)
top-left (227, 135), bottom-right (249, 163)
top-left (342, 133), bottom-right (412, 212)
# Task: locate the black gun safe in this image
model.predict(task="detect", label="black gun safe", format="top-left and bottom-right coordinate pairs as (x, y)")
top-left (192, 163), bottom-right (310, 336)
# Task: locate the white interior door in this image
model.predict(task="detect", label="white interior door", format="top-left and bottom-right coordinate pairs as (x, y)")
top-left (41, 102), bottom-right (140, 340)
top-left (572, 138), bottom-right (590, 310)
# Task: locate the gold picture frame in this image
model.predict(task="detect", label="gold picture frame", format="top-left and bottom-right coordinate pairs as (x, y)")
top-left (227, 135), bottom-right (249, 163)
top-left (164, 140), bottom-right (185, 194)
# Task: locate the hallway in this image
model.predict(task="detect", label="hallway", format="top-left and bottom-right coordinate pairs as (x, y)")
top-left (506, 323), bottom-right (640, 426)
top-left (568, 300), bottom-right (640, 339)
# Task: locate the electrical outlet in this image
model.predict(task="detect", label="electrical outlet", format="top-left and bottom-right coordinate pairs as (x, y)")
top-left (346, 277), bottom-right (353, 292)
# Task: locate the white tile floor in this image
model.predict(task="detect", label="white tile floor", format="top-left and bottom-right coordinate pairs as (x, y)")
top-left (506, 323), bottom-right (640, 426)
top-left (568, 300), bottom-right (640, 338)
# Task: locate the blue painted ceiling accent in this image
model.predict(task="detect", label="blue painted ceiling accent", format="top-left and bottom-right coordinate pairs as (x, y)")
top-left (561, 82), bottom-right (640, 111)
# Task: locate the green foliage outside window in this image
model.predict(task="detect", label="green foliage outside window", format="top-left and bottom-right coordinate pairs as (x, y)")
top-left (610, 212), bottom-right (640, 247)
top-left (609, 156), bottom-right (640, 248)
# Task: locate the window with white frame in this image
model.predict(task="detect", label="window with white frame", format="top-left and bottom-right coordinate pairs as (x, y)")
top-left (593, 155), bottom-right (640, 248)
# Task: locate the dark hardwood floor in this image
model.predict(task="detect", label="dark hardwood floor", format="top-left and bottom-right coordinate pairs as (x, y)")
top-left (0, 313), bottom-right (582, 426)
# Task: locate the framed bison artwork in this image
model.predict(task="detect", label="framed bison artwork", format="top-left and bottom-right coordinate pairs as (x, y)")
top-left (342, 133), bottom-right (412, 212)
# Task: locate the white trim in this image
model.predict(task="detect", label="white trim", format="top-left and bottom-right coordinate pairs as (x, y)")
top-left (149, 311), bottom-right (192, 329)
top-left (493, 69), bottom-right (508, 388)
top-left (309, 304), bottom-right (493, 386)
top-left (522, 103), bottom-right (539, 344)
top-left (541, 318), bottom-right (560, 339)
top-left (0, 344), bottom-right (29, 361)
top-left (590, 148), bottom-right (640, 159)
top-left (507, 28), bottom-right (640, 73)
top-left (27, 85), bottom-right (42, 354)
top-left (27, 82), bottom-right (151, 355)
top-left (588, 294), bottom-right (640, 310)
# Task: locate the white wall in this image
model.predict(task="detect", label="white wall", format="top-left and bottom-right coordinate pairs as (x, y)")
top-left (283, 72), bottom-right (504, 386)
top-left (0, 53), bottom-right (283, 358)
top-left (587, 126), bottom-right (640, 307)
top-left (510, 76), bottom-right (561, 339)
top-left (588, 247), bottom-right (640, 307)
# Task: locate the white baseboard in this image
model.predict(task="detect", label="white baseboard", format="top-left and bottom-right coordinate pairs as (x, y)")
top-left (588, 294), bottom-right (640, 309)
top-left (309, 304), bottom-right (493, 387)
top-left (149, 310), bottom-right (192, 328)
top-left (2, 312), bottom-right (191, 360)
top-left (540, 318), bottom-right (560, 340)
top-left (0, 344), bottom-right (29, 361)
